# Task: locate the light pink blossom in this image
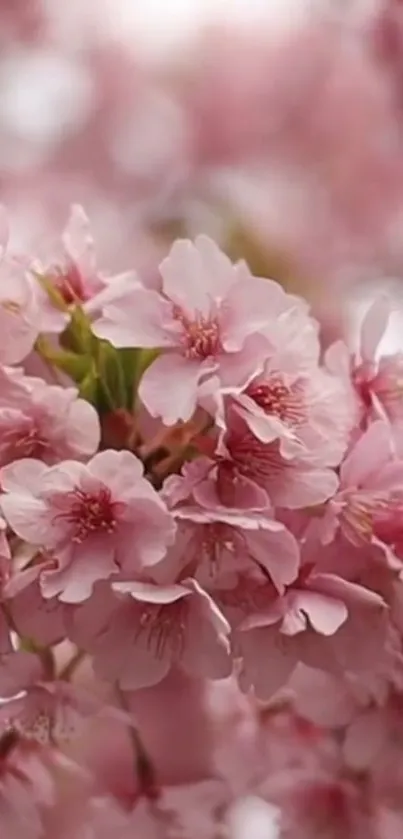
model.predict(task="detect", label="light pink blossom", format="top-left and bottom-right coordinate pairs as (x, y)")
top-left (226, 353), bottom-right (355, 465)
top-left (0, 367), bottom-right (100, 466)
top-left (163, 504), bottom-right (300, 596)
top-left (32, 204), bottom-right (138, 333)
top-left (313, 420), bottom-right (403, 563)
top-left (0, 451), bottom-right (175, 603)
top-left (327, 296), bottom-right (403, 428)
top-left (0, 264), bottom-right (38, 366)
top-left (215, 408), bottom-right (339, 510)
top-left (72, 578), bottom-right (231, 690)
top-left (237, 570), bottom-right (386, 699)
top-left (93, 236), bottom-right (290, 424)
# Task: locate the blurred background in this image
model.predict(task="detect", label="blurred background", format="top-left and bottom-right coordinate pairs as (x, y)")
top-left (2, 0), bottom-right (403, 348)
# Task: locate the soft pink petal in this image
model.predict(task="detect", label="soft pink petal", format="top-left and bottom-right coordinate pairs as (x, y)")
top-left (1, 458), bottom-right (47, 494)
top-left (113, 581), bottom-right (189, 604)
top-left (40, 541), bottom-right (117, 603)
top-left (340, 420), bottom-right (393, 488)
top-left (63, 205), bottom-right (96, 275)
top-left (244, 526), bottom-right (300, 593)
top-left (221, 277), bottom-right (282, 351)
top-left (290, 590), bottom-right (348, 636)
top-left (238, 625), bottom-right (296, 699)
top-left (159, 237), bottom-right (235, 318)
top-left (88, 449), bottom-right (144, 486)
top-left (0, 493), bottom-right (51, 545)
top-left (139, 353), bottom-right (206, 424)
top-left (360, 295), bottom-right (390, 363)
top-left (94, 287), bottom-right (178, 349)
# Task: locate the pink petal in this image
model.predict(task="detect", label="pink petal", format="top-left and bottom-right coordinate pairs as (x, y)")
top-left (291, 591), bottom-right (348, 636)
top-left (340, 420), bottom-right (393, 488)
top-left (113, 581), bottom-right (189, 604)
top-left (272, 465), bottom-right (338, 509)
top-left (1, 458), bottom-right (47, 494)
top-left (311, 574), bottom-right (386, 611)
top-left (360, 295), bottom-right (390, 363)
top-left (63, 205), bottom-right (96, 275)
top-left (139, 353), bottom-right (206, 424)
top-left (160, 237), bottom-right (235, 318)
top-left (40, 541), bottom-right (117, 603)
top-left (88, 449), bottom-right (144, 486)
top-left (244, 526), bottom-right (300, 593)
top-left (221, 277), bottom-right (282, 351)
top-left (1, 493), bottom-right (51, 545)
top-left (238, 625), bottom-right (296, 699)
top-left (94, 286), bottom-right (178, 349)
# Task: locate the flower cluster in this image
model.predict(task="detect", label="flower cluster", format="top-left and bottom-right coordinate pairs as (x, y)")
top-left (1, 206), bottom-right (403, 836)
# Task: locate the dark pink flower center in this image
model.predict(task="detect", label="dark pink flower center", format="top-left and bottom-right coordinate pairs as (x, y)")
top-left (50, 262), bottom-right (88, 305)
top-left (174, 307), bottom-right (221, 360)
top-left (226, 429), bottom-right (287, 482)
top-left (64, 487), bottom-right (118, 543)
top-left (200, 523), bottom-right (236, 576)
top-left (137, 599), bottom-right (188, 659)
top-left (247, 377), bottom-right (305, 424)
top-left (2, 423), bottom-right (48, 463)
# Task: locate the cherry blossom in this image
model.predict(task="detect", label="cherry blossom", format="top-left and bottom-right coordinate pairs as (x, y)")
top-left (0, 450), bottom-right (175, 602)
top-left (32, 204), bottom-right (139, 334)
top-left (93, 236), bottom-right (292, 424)
top-left (71, 578), bottom-right (231, 690)
top-left (164, 504), bottom-right (300, 596)
top-left (0, 367), bottom-right (100, 467)
top-left (313, 420), bottom-right (403, 565)
top-left (237, 569), bottom-right (386, 699)
top-left (227, 354), bottom-right (355, 465)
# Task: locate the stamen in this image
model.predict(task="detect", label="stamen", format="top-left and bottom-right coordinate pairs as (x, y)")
top-left (57, 487), bottom-right (118, 543)
top-left (136, 600), bottom-right (188, 660)
top-left (247, 376), bottom-right (305, 425)
top-left (173, 306), bottom-right (221, 360)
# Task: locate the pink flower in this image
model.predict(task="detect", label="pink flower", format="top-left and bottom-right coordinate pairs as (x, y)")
top-left (0, 265), bottom-right (38, 366)
top-left (32, 205), bottom-right (138, 333)
top-left (93, 236), bottom-right (289, 424)
top-left (0, 367), bottom-right (100, 466)
top-left (4, 567), bottom-right (69, 648)
top-left (0, 675), bottom-right (130, 750)
top-left (72, 578), bottom-right (231, 690)
top-left (327, 296), bottom-right (403, 428)
top-left (227, 353), bottom-right (354, 465)
top-left (314, 420), bottom-right (403, 560)
top-left (0, 451), bottom-right (175, 603)
top-left (163, 504), bottom-right (300, 596)
top-left (237, 570), bottom-right (386, 699)
top-left (215, 408), bottom-right (338, 510)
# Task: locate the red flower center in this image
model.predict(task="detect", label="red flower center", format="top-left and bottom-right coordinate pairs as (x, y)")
top-left (136, 599), bottom-right (188, 660)
top-left (64, 487), bottom-right (118, 543)
top-left (247, 377), bottom-right (305, 424)
top-left (51, 262), bottom-right (88, 305)
top-left (174, 307), bottom-right (221, 360)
